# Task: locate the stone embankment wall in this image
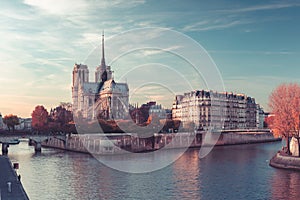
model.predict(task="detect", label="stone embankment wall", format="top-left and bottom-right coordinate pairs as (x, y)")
top-left (43, 131), bottom-right (279, 155)
top-left (270, 153), bottom-right (300, 170)
top-left (43, 133), bottom-right (202, 154)
top-left (219, 132), bottom-right (278, 146)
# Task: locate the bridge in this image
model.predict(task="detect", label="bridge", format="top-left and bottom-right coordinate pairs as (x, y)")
top-left (0, 133), bottom-right (67, 154)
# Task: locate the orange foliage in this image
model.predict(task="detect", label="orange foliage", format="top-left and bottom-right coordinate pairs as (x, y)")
top-left (31, 105), bottom-right (49, 132)
top-left (269, 83), bottom-right (300, 139)
top-left (3, 114), bottom-right (19, 132)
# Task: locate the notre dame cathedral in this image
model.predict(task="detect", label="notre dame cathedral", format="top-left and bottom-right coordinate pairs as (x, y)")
top-left (72, 33), bottom-right (129, 120)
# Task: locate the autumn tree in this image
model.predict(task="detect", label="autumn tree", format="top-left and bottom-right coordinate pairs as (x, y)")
top-left (3, 114), bottom-right (19, 132)
top-left (31, 105), bottom-right (49, 134)
top-left (49, 105), bottom-right (73, 133)
top-left (269, 83), bottom-right (300, 155)
top-left (264, 115), bottom-right (275, 130)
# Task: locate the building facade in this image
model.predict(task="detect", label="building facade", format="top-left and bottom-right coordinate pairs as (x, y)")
top-left (72, 33), bottom-right (129, 120)
top-left (172, 90), bottom-right (264, 130)
top-left (256, 105), bottom-right (265, 129)
top-left (15, 118), bottom-right (32, 131)
top-left (0, 115), bottom-right (32, 131)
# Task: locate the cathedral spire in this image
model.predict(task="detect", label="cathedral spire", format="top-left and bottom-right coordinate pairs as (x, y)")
top-left (101, 30), bottom-right (106, 69)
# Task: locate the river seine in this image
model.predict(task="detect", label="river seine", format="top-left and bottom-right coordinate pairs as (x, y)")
top-left (7, 140), bottom-right (300, 200)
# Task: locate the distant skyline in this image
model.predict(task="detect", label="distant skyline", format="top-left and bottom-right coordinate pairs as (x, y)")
top-left (0, 0), bottom-right (300, 117)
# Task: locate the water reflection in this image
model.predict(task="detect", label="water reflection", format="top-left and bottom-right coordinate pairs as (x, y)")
top-left (171, 149), bottom-right (201, 199)
top-left (271, 169), bottom-right (300, 200)
top-left (6, 141), bottom-right (300, 200)
top-left (198, 144), bottom-right (279, 200)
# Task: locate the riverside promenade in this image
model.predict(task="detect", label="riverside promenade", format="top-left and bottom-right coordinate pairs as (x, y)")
top-left (0, 156), bottom-right (29, 200)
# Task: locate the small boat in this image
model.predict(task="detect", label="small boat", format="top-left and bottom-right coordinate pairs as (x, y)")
top-left (8, 139), bottom-right (20, 145)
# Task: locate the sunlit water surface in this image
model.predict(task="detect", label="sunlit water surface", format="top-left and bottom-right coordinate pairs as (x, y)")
top-left (7, 140), bottom-right (300, 200)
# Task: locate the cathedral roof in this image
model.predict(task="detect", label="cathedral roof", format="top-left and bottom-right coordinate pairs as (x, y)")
top-left (100, 79), bottom-right (129, 94)
top-left (82, 82), bottom-right (98, 94)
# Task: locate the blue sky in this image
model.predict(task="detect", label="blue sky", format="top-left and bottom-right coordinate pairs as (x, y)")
top-left (0, 0), bottom-right (300, 117)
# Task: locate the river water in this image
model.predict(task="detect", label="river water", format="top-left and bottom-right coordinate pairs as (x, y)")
top-left (7, 140), bottom-right (300, 200)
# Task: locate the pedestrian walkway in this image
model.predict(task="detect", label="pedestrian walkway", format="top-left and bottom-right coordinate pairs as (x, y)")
top-left (0, 156), bottom-right (29, 200)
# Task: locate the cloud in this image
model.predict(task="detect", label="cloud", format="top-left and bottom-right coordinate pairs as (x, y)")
top-left (208, 50), bottom-right (299, 55)
top-left (1, 0), bottom-right (298, 118)
top-left (23, 0), bottom-right (145, 16)
top-left (23, 0), bottom-right (90, 15)
top-left (0, 9), bottom-right (35, 20)
top-left (183, 20), bottom-right (247, 32)
top-left (182, 2), bottom-right (300, 32)
top-left (141, 45), bottom-right (182, 56)
top-left (107, 0), bottom-right (145, 8)
top-left (219, 2), bottom-right (300, 13)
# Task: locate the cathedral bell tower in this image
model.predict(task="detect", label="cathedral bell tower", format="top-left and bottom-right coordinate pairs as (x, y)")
top-left (72, 63), bottom-right (89, 111)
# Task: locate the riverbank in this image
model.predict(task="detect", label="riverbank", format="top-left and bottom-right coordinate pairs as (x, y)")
top-left (43, 130), bottom-right (281, 155)
top-left (0, 156), bottom-right (29, 200)
top-left (269, 152), bottom-right (300, 171)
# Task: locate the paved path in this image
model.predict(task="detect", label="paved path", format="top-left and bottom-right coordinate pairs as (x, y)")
top-left (0, 156), bottom-right (29, 200)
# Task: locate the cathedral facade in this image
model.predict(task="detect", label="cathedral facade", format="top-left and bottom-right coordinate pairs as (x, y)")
top-left (72, 34), bottom-right (129, 120)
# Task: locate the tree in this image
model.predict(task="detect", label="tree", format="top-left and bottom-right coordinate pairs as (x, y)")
top-left (31, 105), bottom-right (49, 133)
top-left (59, 102), bottom-right (72, 111)
top-left (49, 105), bottom-right (73, 133)
top-left (269, 83), bottom-right (300, 155)
top-left (264, 115), bottom-right (275, 132)
top-left (3, 114), bottom-right (19, 132)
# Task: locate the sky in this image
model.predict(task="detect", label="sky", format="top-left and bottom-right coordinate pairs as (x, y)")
top-left (0, 0), bottom-right (300, 117)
